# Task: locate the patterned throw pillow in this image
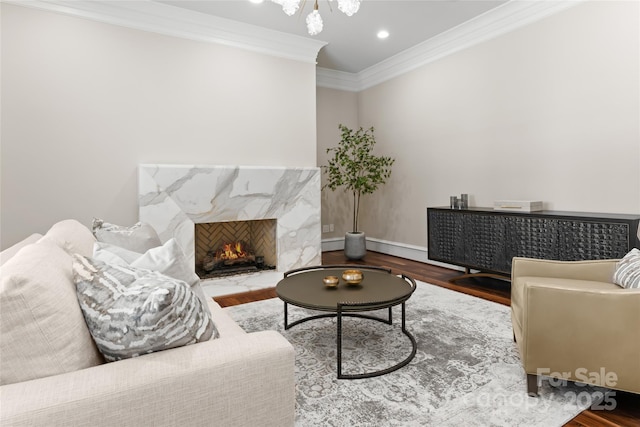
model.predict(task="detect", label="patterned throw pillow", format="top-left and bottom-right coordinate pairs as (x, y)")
top-left (612, 248), bottom-right (640, 289)
top-left (92, 239), bottom-right (210, 312)
top-left (92, 218), bottom-right (162, 253)
top-left (72, 255), bottom-right (218, 362)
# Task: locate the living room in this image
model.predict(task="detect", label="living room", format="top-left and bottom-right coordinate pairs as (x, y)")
top-left (1, 0), bottom-right (639, 426)
top-left (2, 1), bottom-right (638, 249)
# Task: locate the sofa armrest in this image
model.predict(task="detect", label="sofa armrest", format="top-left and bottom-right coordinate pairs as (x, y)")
top-left (512, 257), bottom-right (618, 283)
top-left (0, 331), bottom-right (295, 427)
top-left (523, 283), bottom-right (640, 393)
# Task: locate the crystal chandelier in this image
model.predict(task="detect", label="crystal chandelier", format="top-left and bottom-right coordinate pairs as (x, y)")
top-left (272, 0), bottom-right (361, 36)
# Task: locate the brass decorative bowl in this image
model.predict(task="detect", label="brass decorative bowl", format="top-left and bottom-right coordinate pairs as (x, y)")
top-left (323, 275), bottom-right (339, 288)
top-left (342, 269), bottom-right (363, 285)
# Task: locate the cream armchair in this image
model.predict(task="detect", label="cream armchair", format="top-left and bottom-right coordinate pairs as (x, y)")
top-left (511, 257), bottom-right (640, 396)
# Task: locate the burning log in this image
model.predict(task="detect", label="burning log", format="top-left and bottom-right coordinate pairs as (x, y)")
top-left (201, 240), bottom-right (256, 272)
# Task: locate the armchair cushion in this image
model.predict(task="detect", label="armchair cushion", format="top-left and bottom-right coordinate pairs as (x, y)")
top-left (613, 248), bottom-right (640, 289)
top-left (72, 255), bottom-right (218, 362)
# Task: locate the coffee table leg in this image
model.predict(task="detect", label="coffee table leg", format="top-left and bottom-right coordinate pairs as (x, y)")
top-left (284, 301), bottom-right (289, 330)
top-left (337, 304), bottom-right (343, 378)
top-left (336, 302), bottom-right (417, 380)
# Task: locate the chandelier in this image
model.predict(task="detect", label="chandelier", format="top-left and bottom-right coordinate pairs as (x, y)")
top-left (271, 0), bottom-right (361, 36)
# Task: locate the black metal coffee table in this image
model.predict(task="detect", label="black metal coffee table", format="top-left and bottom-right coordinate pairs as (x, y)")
top-left (276, 265), bottom-right (417, 379)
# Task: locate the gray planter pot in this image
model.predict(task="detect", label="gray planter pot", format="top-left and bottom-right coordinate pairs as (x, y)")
top-left (344, 231), bottom-right (366, 260)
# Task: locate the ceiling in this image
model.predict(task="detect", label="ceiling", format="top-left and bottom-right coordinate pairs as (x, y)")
top-left (158, 0), bottom-right (508, 74)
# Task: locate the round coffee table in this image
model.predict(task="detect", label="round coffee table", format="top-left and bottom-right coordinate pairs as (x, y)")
top-left (276, 265), bottom-right (417, 379)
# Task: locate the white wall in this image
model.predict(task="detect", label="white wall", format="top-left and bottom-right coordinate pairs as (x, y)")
top-left (318, 1), bottom-right (640, 248)
top-left (1, 4), bottom-right (318, 249)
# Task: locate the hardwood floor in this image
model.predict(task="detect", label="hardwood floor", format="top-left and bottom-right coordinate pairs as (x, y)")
top-left (214, 250), bottom-right (640, 427)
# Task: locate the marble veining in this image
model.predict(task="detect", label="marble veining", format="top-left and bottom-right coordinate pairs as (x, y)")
top-left (139, 164), bottom-right (322, 279)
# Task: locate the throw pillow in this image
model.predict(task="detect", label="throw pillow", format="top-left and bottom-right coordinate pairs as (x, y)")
top-left (0, 240), bottom-right (104, 385)
top-left (612, 248), bottom-right (640, 289)
top-left (42, 219), bottom-right (96, 257)
top-left (72, 255), bottom-right (218, 362)
top-left (92, 218), bottom-right (162, 253)
top-left (0, 233), bottom-right (42, 266)
top-left (92, 241), bottom-right (142, 265)
top-left (93, 239), bottom-right (200, 286)
top-left (92, 239), bottom-right (210, 312)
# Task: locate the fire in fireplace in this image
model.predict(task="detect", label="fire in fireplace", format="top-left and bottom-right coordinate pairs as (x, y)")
top-left (219, 241), bottom-right (251, 261)
top-left (198, 240), bottom-right (271, 278)
top-left (204, 240), bottom-right (256, 270)
top-left (194, 219), bottom-right (277, 279)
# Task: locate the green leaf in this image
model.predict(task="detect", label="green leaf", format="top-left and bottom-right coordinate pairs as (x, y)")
top-left (321, 124), bottom-right (395, 232)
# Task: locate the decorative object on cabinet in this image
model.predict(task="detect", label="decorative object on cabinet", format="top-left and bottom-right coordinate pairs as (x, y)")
top-left (493, 200), bottom-right (543, 212)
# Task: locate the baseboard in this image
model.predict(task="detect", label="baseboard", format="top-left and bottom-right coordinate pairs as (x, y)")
top-left (321, 237), bottom-right (344, 252)
top-left (321, 236), bottom-right (465, 272)
top-left (365, 237), bottom-right (428, 263)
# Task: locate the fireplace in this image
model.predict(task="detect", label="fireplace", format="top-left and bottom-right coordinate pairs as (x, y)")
top-left (195, 219), bottom-right (277, 279)
top-left (138, 164), bottom-right (322, 281)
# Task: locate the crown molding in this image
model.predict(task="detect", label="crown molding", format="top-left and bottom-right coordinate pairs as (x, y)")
top-left (8, 0), bottom-right (580, 91)
top-left (5, 0), bottom-right (327, 65)
top-left (317, 0), bottom-right (582, 92)
top-left (315, 68), bottom-right (363, 92)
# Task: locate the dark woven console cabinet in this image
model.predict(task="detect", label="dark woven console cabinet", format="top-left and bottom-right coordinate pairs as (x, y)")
top-left (427, 207), bottom-right (640, 277)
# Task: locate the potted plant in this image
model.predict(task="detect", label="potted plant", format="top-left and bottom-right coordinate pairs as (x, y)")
top-left (322, 124), bottom-right (395, 259)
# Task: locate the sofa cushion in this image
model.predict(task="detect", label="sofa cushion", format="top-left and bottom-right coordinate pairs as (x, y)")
top-left (92, 218), bottom-right (162, 253)
top-left (613, 248), bottom-right (640, 289)
top-left (0, 240), bottom-right (104, 385)
top-left (72, 255), bottom-right (218, 362)
top-left (41, 219), bottom-right (96, 257)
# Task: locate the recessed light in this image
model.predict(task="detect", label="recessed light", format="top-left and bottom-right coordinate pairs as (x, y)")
top-left (377, 30), bottom-right (390, 40)
top-left (249, 0), bottom-right (264, 4)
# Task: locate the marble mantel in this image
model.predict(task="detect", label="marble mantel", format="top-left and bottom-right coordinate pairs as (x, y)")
top-left (138, 164), bottom-right (322, 274)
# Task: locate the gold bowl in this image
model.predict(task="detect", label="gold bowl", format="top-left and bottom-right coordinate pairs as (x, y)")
top-left (323, 275), bottom-right (339, 288)
top-left (342, 269), bottom-right (363, 285)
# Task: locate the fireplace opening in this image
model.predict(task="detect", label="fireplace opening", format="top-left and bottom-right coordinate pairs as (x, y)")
top-left (195, 219), bottom-right (277, 279)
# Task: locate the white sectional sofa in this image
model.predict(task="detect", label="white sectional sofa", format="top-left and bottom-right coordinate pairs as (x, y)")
top-left (0, 220), bottom-right (295, 426)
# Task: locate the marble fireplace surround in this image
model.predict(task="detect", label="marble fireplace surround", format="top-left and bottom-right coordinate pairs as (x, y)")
top-left (138, 164), bottom-right (322, 281)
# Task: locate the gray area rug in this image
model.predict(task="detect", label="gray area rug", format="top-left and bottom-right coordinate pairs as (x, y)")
top-left (225, 281), bottom-right (606, 426)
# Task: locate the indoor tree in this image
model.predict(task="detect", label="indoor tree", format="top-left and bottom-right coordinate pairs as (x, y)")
top-left (322, 124), bottom-right (394, 258)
